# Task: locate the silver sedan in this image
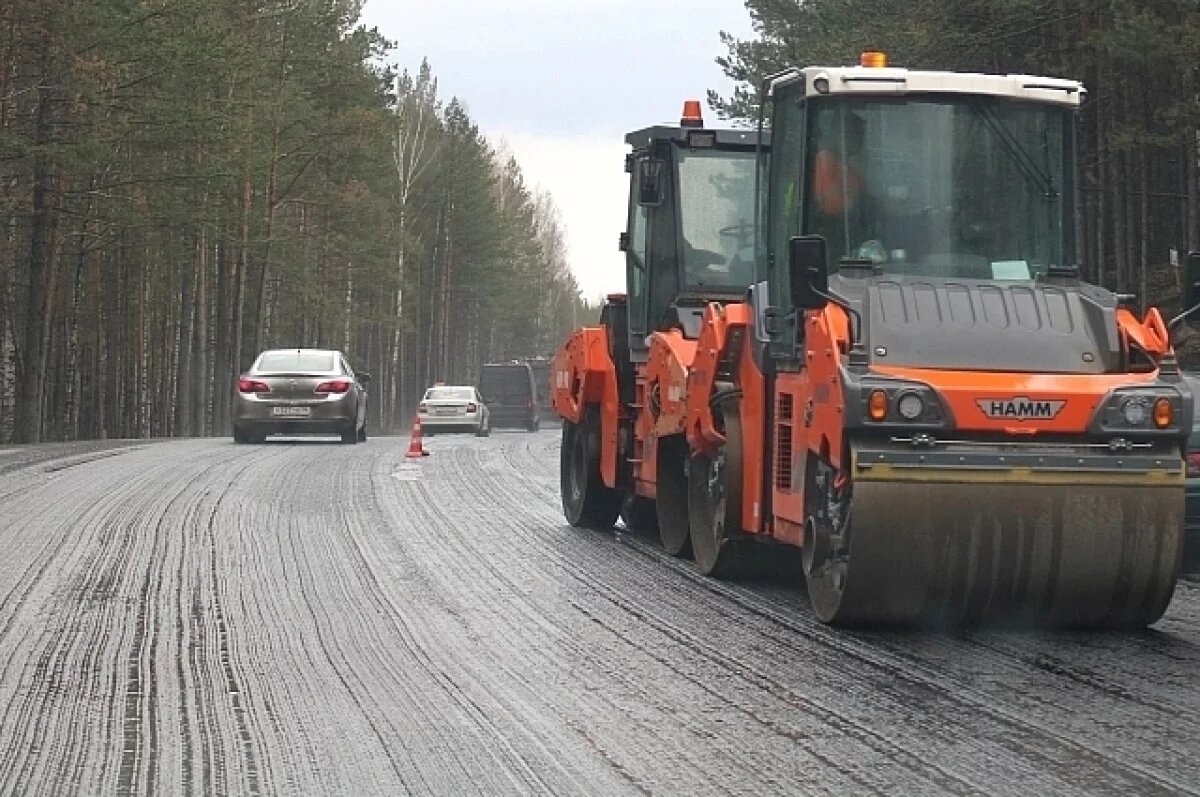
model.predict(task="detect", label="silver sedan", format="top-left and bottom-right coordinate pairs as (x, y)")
top-left (417, 385), bottom-right (490, 436)
top-left (233, 349), bottom-right (369, 444)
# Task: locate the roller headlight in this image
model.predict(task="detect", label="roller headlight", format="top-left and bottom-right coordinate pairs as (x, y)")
top-left (1120, 396), bottom-right (1149, 426)
top-left (897, 392), bottom-right (925, 421)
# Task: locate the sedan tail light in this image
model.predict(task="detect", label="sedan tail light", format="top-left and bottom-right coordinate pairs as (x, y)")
top-left (1188, 451), bottom-right (1200, 477)
top-left (418, 402), bottom-right (428, 413)
top-left (314, 379), bottom-right (351, 394)
top-left (238, 378), bottom-right (270, 393)
top-left (467, 402), bottom-right (478, 413)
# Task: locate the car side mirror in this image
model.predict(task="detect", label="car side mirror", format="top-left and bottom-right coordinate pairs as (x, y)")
top-left (637, 157), bottom-right (664, 207)
top-left (788, 235), bottom-right (829, 311)
top-left (1184, 251), bottom-right (1200, 317)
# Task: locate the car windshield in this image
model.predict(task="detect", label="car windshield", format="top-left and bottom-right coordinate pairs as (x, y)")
top-left (803, 96), bottom-right (1074, 278)
top-left (256, 351), bottom-right (336, 373)
top-left (426, 387), bottom-right (474, 401)
top-left (677, 147), bottom-right (757, 290)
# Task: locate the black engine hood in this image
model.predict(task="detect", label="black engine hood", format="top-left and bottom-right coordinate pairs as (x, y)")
top-left (829, 273), bottom-right (1122, 374)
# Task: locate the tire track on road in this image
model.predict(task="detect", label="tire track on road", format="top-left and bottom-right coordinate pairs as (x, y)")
top-left (616, 534), bottom-right (1200, 794)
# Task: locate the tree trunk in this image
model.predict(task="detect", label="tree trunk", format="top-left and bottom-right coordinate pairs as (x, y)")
top-left (15, 35), bottom-right (58, 444)
top-left (194, 224), bottom-right (210, 436)
top-left (175, 230), bottom-right (196, 437)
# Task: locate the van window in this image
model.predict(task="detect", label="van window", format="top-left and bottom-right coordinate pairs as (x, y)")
top-left (481, 366), bottom-right (533, 400)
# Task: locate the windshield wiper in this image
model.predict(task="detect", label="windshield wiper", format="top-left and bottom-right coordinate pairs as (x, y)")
top-left (969, 99), bottom-right (1059, 200)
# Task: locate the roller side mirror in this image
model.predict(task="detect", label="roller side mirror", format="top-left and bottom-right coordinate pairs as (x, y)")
top-left (788, 235), bottom-right (829, 311)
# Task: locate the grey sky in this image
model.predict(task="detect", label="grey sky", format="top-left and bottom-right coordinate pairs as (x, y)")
top-left (359, 0), bottom-right (756, 299)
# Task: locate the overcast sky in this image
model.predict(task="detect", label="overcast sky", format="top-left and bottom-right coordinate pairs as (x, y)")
top-left (358, 0), bottom-right (756, 300)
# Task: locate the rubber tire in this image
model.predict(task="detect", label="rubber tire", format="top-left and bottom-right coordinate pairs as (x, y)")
top-left (655, 435), bottom-right (693, 557)
top-left (560, 412), bottom-right (621, 529)
top-left (475, 418), bottom-right (491, 437)
top-left (357, 420), bottom-right (368, 442)
top-left (340, 423), bottom-right (358, 444)
top-left (233, 426), bottom-right (251, 444)
top-left (688, 404), bottom-right (743, 577)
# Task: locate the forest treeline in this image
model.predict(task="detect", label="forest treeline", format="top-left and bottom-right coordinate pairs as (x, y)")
top-left (712, 0), bottom-right (1200, 334)
top-left (8, 1), bottom-right (1200, 446)
top-left (0, 0), bottom-right (594, 444)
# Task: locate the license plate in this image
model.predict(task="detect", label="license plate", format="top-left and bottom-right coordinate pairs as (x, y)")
top-left (435, 407), bottom-right (457, 415)
top-left (271, 405), bottom-right (311, 417)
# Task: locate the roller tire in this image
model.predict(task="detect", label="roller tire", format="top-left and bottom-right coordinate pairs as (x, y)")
top-left (655, 436), bottom-right (692, 557)
top-left (560, 413), bottom-right (621, 530)
top-left (688, 405), bottom-right (743, 577)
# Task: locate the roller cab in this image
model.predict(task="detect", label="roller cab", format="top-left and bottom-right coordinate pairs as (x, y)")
top-left (551, 105), bottom-right (767, 542)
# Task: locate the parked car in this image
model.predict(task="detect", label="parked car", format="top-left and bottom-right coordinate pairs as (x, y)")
top-left (479, 361), bottom-right (539, 432)
top-left (417, 385), bottom-right (490, 436)
top-left (233, 348), bottom-right (369, 444)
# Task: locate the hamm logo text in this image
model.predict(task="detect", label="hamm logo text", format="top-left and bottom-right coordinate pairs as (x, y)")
top-left (976, 397), bottom-right (1066, 421)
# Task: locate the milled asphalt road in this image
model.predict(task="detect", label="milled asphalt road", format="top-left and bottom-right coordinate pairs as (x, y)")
top-left (0, 429), bottom-right (1198, 796)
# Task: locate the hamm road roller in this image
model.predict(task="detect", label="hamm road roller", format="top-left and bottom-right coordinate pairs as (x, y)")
top-left (564, 54), bottom-right (1200, 628)
top-left (551, 102), bottom-right (767, 551)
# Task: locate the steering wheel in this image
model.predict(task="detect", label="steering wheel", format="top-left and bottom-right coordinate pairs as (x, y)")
top-left (719, 223), bottom-right (755, 248)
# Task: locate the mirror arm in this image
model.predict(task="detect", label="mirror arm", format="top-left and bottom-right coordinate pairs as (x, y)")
top-left (809, 284), bottom-right (861, 345)
top-left (1168, 298), bottom-right (1200, 332)
top-left (805, 284), bottom-right (868, 367)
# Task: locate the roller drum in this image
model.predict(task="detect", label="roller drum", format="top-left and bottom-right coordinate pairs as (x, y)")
top-left (808, 443), bottom-right (1184, 628)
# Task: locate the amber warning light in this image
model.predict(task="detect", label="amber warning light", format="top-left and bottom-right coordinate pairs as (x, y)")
top-left (680, 99), bottom-right (703, 128)
top-left (861, 51), bottom-right (889, 68)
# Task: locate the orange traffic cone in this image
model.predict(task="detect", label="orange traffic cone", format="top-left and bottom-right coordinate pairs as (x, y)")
top-left (405, 414), bottom-right (429, 458)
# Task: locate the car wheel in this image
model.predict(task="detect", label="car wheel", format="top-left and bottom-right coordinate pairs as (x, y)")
top-left (475, 418), bottom-right (490, 437)
top-left (233, 426), bottom-right (251, 444)
top-left (357, 419), bottom-right (367, 442)
top-left (340, 423), bottom-right (358, 444)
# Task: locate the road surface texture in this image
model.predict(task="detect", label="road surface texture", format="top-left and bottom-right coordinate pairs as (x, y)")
top-left (0, 430), bottom-right (1198, 796)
